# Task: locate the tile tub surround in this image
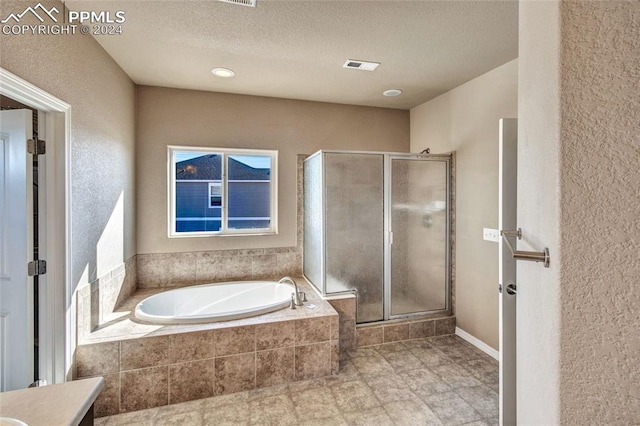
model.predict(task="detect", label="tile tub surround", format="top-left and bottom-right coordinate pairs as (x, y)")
top-left (77, 256), bottom-right (137, 340)
top-left (327, 296), bottom-right (357, 353)
top-left (96, 335), bottom-right (498, 426)
top-left (356, 316), bottom-right (457, 348)
top-left (75, 279), bottom-right (339, 417)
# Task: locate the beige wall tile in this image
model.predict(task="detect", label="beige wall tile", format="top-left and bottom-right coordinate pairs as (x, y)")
top-left (256, 347), bottom-right (294, 388)
top-left (384, 324), bottom-right (410, 343)
top-left (327, 298), bottom-right (356, 322)
top-left (251, 254), bottom-right (278, 279)
top-left (93, 373), bottom-right (120, 417)
top-left (331, 342), bottom-right (339, 375)
top-left (168, 331), bottom-right (215, 364)
top-left (339, 320), bottom-right (356, 352)
top-left (121, 336), bottom-right (169, 371)
top-left (295, 317), bottom-right (330, 345)
top-left (330, 316), bottom-right (339, 342)
top-left (169, 359), bottom-right (215, 404)
top-left (435, 317), bottom-right (456, 336)
top-left (120, 366), bottom-right (169, 412)
top-left (256, 321), bottom-right (295, 351)
top-left (295, 343), bottom-right (331, 380)
top-left (76, 342), bottom-right (120, 377)
top-left (215, 326), bottom-right (255, 356)
top-left (409, 320), bottom-right (436, 339)
top-left (356, 327), bottom-right (384, 347)
top-left (214, 353), bottom-right (256, 395)
top-left (194, 253), bottom-right (226, 284)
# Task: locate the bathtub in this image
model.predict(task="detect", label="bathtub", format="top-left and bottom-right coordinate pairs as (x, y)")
top-left (134, 281), bottom-right (296, 324)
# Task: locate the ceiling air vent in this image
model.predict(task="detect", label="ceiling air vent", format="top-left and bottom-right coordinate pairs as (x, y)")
top-left (218, 0), bottom-right (257, 7)
top-left (343, 59), bottom-right (380, 71)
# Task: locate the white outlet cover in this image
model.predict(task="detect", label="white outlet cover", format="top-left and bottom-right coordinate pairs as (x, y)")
top-left (483, 227), bottom-right (500, 243)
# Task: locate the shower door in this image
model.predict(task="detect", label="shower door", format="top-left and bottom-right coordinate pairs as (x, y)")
top-left (387, 156), bottom-right (450, 318)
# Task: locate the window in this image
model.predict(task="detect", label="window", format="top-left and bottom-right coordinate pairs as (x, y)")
top-left (169, 146), bottom-right (277, 237)
top-left (209, 183), bottom-right (222, 208)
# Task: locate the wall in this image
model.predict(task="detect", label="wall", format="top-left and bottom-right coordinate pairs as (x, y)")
top-left (136, 86), bottom-right (409, 255)
top-left (519, 1), bottom-right (640, 423)
top-left (0, 2), bottom-right (136, 295)
top-left (410, 59), bottom-right (518, 350)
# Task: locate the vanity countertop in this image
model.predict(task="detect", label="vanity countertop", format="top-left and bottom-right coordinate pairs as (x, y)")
top-left (0, 377), bottom-right (104, 426)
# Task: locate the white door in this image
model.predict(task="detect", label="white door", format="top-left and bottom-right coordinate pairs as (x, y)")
top-left (0, 109), bottom-right (33, 391)
top-left (498, 118), bottom-right (517, 425)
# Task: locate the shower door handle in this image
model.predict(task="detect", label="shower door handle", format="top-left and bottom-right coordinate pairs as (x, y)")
top-left (389, 231), bottom-right (393, 245)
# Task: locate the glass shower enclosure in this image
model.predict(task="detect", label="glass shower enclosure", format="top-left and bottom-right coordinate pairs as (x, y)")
top-left (303, 150), bottom-right (451, 323)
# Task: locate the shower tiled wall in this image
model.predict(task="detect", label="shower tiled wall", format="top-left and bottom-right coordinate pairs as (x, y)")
top-left (356, 317), bottom-right (457, 347)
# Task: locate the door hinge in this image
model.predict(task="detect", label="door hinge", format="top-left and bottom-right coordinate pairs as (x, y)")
top-left (28, 260), bottom-right (47, 276)
top-left (27, 139), bottom-right (46, 155)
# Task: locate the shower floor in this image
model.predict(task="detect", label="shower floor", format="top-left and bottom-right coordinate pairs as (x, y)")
top-left (95, 335), bottom-right (498, 425)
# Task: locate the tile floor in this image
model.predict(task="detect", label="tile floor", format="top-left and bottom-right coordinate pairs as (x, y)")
top-left (95, 335), bottom-right (498, 426)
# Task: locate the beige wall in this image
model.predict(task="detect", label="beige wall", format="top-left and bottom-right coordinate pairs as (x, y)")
top-left (519, 1), bottom-right (640, 423)
top-left (0, 0), bottom-right (136, 290)
top-left (136, 86), bottom-right (409, 254)
top-left (410, 59), bottom-right (518, 350)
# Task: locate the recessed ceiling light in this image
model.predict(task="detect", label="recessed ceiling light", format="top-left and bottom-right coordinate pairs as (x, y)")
top-left (383, 89), bottom-right (403, 97)
top-left (211, 67), bottom-right (235, 78)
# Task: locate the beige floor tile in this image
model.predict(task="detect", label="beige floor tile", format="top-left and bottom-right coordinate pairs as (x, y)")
top-left (381, 350), bottom-right (425, 372)
top-left (96, 336), bottom-right (498, 425)
top-left (422, 391), bottom-right (482, 425)
top-left (341, 406), bottom-right (393, 426)
top-left (382, 399), bottom-right (443, 426)
top-left (350, 355), bottom-right (394, 376)
top-left (297, 415), bottom-right (348, 426)
top-left (203, 400), bottom-right (250, 425)
top-left (364, 373), bottom-right (416, 404)
top-left (153, 410), bottom-right (203, 426)
top-left (455, 385), bottom-right (499, 418)
top-left (291, 387), bottom-right (341, 419)
top-left (248, 393), bottom-right (298, 425)
top-left (431, 364), bottom-right (482, 389)
top-left (331, 380), bottom-right (380, 413)
top-left (401, 369), bottom-right (452, 400)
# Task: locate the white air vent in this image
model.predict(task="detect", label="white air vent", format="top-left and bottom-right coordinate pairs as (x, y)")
top-left (343, 59), bottom-right (380, 71)
top-left (218, 0), bottom-right (257, 7)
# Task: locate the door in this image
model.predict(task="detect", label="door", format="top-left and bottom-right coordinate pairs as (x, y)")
top-left (324, 153), bottom-right (385, 323)
top-left (387, 156), bottom-right (450, 318)
top-left (0, 109), bottom-right (33, 391)
top-left (498, 118), bottom-right (517, 425)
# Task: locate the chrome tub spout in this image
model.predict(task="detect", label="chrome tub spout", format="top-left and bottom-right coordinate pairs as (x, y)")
top-left (279, 276), bottom-right (303, 306)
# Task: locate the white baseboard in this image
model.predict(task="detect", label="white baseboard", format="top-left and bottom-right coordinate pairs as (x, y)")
top-left (455, 327), bottom-right (499, 360)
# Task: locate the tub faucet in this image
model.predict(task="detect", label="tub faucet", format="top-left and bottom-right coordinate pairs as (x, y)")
top-left (279, 276), bottom-right (303, 306)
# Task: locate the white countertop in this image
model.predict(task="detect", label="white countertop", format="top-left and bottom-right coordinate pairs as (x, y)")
top-left (0, 377), bottom-right (104, 426)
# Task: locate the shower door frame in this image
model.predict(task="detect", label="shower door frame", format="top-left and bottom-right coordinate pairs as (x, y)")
top-left (384, 154), bottom-right (452, 321)
top-left (303, 150), bottom-right (452, 323)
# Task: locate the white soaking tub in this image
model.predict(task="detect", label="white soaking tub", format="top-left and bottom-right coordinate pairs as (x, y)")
top-left (134, 281), bottom-right (296, 324)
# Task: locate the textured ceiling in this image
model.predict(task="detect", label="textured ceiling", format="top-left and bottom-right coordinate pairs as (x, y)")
top-left (73, 0), bottom-right (518, 109)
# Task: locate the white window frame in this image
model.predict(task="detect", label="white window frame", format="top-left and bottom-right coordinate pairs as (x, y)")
top-left (208, 182), bottom-right (222, 209)
top-left (168, 145), bottom-right (278, 237)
